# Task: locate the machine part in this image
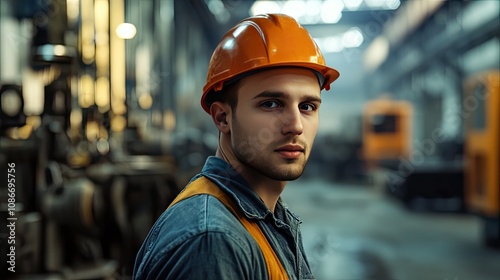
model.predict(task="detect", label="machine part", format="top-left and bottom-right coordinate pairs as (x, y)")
top-left (17, 213), bottom-right (43, 274)
top-left (464, 70), bottom-right (500, 248)
top-left (32, 44), bottom-right (75, 65)
top-left (42, 178), bottom-right (101, 234)
top-left (390, 164), bottom-right (465, 213)
top-left (45, 220), bottom-right (64, 272)
top-left (0, 84), bottom-right (25, 128)
top-left (483, 216), bottom-right (500, 247)
top-left (45, 161), bottom-right (64, 186)
top-left (85, 156), bottom-right (180, 275)
top-left (362, 97), bottom-right (413, 169)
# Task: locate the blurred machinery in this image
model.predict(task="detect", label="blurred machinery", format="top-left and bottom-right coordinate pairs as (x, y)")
top-left (362, 97), bottom-right (413, 168)
top-left (0, 0), bottom-right (181, 279)
top-left (307, 117), bottom-right (365, 184)
top-left (464, 70), bottom-right (500, 247)
top-left (363, 96), bottom-right (465, 212)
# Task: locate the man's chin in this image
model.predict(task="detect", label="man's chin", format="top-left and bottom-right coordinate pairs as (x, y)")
top-left (268, 165), bottom-right (306, 181)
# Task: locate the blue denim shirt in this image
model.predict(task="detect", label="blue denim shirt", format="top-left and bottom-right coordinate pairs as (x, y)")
top-left (133, 156), bottom-right (313, 279)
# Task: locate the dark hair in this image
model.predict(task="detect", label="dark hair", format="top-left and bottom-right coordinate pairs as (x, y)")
top-left (204, 80), bottom-right (240, 112)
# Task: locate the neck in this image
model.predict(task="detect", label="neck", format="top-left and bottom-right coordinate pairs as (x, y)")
top-left (216, 143), bottom-right (286, 213)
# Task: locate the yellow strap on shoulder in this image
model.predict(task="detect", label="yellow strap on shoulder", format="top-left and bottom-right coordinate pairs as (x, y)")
top-left (168, 176), bottom-right (289, 280)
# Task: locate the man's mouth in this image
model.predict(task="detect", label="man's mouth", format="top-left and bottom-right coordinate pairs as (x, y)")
top-left (275, 144), bottom-right (305, 159)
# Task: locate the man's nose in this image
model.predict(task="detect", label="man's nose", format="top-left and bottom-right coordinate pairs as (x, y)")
top-left (281, 108), bottom-right (303, 136)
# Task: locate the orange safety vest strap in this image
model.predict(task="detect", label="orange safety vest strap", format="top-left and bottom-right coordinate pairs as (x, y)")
top-left (167, 176), bottom-right (289, 280)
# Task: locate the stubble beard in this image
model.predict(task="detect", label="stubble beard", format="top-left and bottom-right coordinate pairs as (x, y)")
top-left (231, 116), bottom-right (309, 181)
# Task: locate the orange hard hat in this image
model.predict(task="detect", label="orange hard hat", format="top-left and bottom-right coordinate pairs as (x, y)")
top-left (201, 13), bottom-right (340, 113)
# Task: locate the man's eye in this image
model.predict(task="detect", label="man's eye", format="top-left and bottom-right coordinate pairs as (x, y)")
top-left (261, 101), bottom-right (280, 108)
top-left (300, 103), bottom-right (316, 111)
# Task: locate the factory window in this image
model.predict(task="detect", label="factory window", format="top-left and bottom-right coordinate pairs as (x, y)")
top-left (371, 114), bottom-right (398, 133)
top-left (471, 83), bottom-right (486, 130)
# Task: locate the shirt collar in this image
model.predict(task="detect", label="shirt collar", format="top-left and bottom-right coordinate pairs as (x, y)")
top-left (199, 156), bottom-right (302, 225)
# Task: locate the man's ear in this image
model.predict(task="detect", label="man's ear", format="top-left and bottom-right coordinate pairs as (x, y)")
top-left (209, 102), bottom-right (231, 134)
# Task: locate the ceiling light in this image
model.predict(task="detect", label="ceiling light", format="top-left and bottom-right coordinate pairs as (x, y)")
top-left (320, 0), bottom-right (344, 23)
top-left (384, 0), bottom-right (401, 10)
top-left (344, 0), bottom-right (363, 11)
top-left (115, 23), bottom-right (136, 39)
top-left (250, 0), bottom-right (281, 16)
top-left (364, 0), bottom-right (386, 8)
top-left (364, 0), bottom-right (400, 10)
top-left (342, 27), bottom-right (364, 48)
top-left (315, 36), bottom-right (344, 53)
top-left (283, 0), bottom-right (307, 20)
top-left (304, 0), bottom-right (323, 23)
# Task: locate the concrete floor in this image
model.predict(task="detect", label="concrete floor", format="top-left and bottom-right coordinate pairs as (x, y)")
top-left (282, 178), bottom-right (500, 280)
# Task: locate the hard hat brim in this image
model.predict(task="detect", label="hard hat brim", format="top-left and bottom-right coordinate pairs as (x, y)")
top-left (201, 63), bottom-right (339, 113)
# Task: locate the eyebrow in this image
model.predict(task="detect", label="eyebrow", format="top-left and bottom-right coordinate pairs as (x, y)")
top-left (253, 91), bottom-right (322, 103)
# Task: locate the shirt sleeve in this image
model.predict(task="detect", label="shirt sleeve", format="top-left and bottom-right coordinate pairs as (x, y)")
top-left (140, 231), bottom-right (268, 280)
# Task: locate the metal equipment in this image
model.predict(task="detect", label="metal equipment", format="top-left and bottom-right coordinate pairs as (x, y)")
top-left (464, 70), bottom-right (500, 247)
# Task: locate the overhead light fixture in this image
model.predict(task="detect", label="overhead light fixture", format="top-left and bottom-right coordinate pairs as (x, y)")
top-left (250, 0), bottom-right (281, 16)
top-left (365, 0), bottom-right (400, 10)
top-left (344, 0), bottom-right (363, 11)
top-left (250, 0), bottom-right (401, 24)
top-left (115, 23), bottom-right (137, 39)
top-left (316, 36), bottom-right (344, 53)
top-left (282, 0), bottom-right (307, 20)
top-left (321, 0), bottom-right (344, 24)
top-left (385, 0), bottom-right (401, 10)
top-left (342, 27), bottom-right (364, 48)
top-left (314, 27), bottom-right (365, 53)
top-left (302, 0), bottom-right (323, 24)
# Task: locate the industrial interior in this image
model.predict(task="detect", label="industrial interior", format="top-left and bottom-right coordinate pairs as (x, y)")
top-left (0, 0), bottom-right (499, 279)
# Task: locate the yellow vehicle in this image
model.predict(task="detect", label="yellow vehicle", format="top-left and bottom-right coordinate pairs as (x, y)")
top-left (362, 97), bottom-right (413, 169)
top-left (464, 70), bottom-right (500, 247)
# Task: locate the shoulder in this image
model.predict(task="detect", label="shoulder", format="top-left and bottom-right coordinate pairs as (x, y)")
top-left (168, 194), bottom-right (248, 238)
top-left (144, 194), bottom-right (250, 255)
top-left (134, 194), bottom-right (267, 279)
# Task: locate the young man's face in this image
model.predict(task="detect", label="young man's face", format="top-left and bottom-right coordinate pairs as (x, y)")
top-left (228, 67), bottom-right (321, 181)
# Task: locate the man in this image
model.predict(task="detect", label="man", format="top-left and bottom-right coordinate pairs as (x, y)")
top-left (133, 13), bottom-right (339, 279)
